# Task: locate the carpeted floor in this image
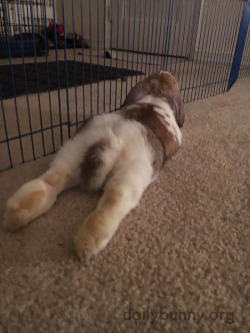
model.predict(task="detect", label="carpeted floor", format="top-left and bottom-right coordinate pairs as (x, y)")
top-left (0, 77), bottom-right (249, 333)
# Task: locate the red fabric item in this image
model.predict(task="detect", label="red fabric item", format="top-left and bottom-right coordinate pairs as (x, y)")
top-left (48, 20), bottom-right (64, 37)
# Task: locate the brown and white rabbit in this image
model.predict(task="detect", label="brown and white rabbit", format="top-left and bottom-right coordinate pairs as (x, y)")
top-left (4, 71), bottom-right (185, 259)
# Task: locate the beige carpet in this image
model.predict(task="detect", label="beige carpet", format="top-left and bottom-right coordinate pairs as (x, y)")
top-left (0, 77), bottom-right (249, 333)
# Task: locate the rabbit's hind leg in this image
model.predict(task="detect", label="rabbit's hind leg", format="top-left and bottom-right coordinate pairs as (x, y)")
top-left (4, 167), bottom-right (71, 231)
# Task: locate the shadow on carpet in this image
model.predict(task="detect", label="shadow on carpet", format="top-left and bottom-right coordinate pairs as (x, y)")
top-left (0, 61), bottom-right (143, 99)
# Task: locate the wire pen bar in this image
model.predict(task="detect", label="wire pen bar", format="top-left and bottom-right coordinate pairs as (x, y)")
top-left (71, 0), bottom-right (78, 132)
top-left (207, 0), bottom-right (229, 98)
top-left (217, 1), bottom-right (242, 95)
top-left (228, 0), bottom-right (250, 90)
top-left (162, 0), bottom-right (173, 72)
top-left (29, 0), bottom-right (46, 156)
top-left (41, 0), bottom-right (55, 153)
top-left (168, 0), bottom-right (178, 75)
top-left (80, 0), bottom-right (86, 121)
top-left (125, 0), bottom-right (131, 97)
top-left (152, 0), bottom-right (162, 73)
top-left (51, 0), bottom-right (63, 146)
top-left (239, 25), bottom-right (250, 78)
top-left (103, 0), bottom-right (106, 113)
top-left (114, 0), bottom-right (119, 111)
top-left (214, 0), bottom-right (239, 96)
top-left (176, 0), bottom-right (190, 87)
top-left (0, 86), bottom-right (12, 168)
top-left (62, 0), bottom-right (71, 138)
top-left (109, 0), bottom-right (113, 111)
top-left (120, 0), bottom-right (126, 105)
top-left (147, 0), bottom-right (155, 76)
top-left (16, 0), bottom-right (35, 160)
top-left (154, 0), bottom-right (164, 74)
top-left (0, 0), bottom-right (249, 171)
top-left (88, 0), bottom-right (93, 116)
top-left (192, 0), bottom-right (211, 102)
top-left (96, 0), bottom-right (100, 114)
top-left (197, 0), bottom-right (219, 100)
top-left (139, 0), bottom-right (147, 78)
top-left (0, 123), bottom-right (67, 144)
top-left (135, 0), bottom-right (142, 84)
top-left (1, 0), bottom-right (24, 164)
top-left (173, 0), bottom-right (185, 78)
top-left (130, 0), bottom-right (136, 89)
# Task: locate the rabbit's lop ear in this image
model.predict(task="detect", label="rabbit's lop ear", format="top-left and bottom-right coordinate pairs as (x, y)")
top-left (166, 91), bottom-right (185, 128)
top-left (159, 73), bottom-right (185, 128)
top-left (176, 94), bottom-right (185, 128)
top-left (121, 81), bottom-right (146, 107)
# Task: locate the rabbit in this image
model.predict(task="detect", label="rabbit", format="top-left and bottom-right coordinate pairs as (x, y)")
top-left (4, 71), bottom-right (185, 259)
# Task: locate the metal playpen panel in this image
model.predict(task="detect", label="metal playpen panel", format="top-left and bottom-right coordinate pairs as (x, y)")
top-left (0, 0), bottom-right (249, 171)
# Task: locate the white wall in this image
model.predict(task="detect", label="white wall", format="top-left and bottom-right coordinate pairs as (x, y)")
top-left (111, 0), bottom-right (201, 58)
top-left (55, 0), bottom-right (244, 62)
top-left (194, 0), bottom-right (244, 62)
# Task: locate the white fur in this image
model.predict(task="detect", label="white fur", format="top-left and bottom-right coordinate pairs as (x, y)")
top-left (51, 113), bottom-right (153, 187)
top-left (160, 70), bottom-right (171, 75)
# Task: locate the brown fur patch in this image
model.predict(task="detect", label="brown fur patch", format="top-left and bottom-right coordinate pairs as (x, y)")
top-left (78, 207), bottom-right (117, 248)
top-left (121, 104), bottom-right (179, 162)
top-left (146, 73), bottom-right (185, 128)
top-left (76, 188), bottom-right (124, 247)
top-left (80, 138), bottom-right (109, 191)
top-left (86, 188), bottom-right (125, 238)
top-left (85, 211), bottom-right (111, 240)
top-left (99, 187), bottom-right (124, 208)
top-left (143, 127), bottom-right (165, 173)
top-left (18, 189), bottom-right (45, 212)
top-left (144, 72), bottom-right (177, 96)
top-left (4, 190), bottom-right (45, 230)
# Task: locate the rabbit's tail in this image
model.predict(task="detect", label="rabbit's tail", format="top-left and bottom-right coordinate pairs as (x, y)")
top-left (79, 131), bottom-right (124, 192)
